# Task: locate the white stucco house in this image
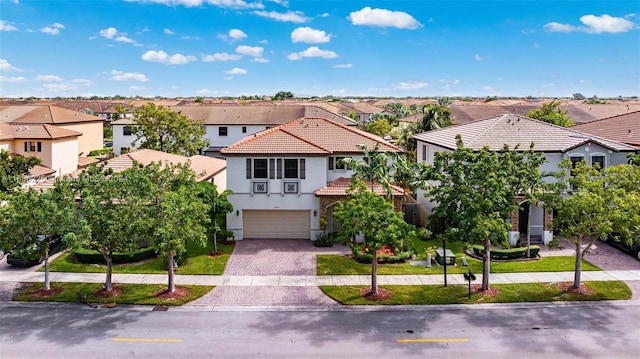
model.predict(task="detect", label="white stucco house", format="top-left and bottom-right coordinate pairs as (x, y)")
top-left (221, 117), bottom-right (404, 240)
top-left (110, 104), bottom-right (354, 157)
top-left (413, 114), bottom-right (638, 246)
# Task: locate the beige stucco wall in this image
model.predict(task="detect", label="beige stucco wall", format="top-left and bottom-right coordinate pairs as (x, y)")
top-left (50, 138), bottom-right (79, 175)
top-left (0, 141), bottom-right (11, 152)
top-left (210, 169), bottom-right (227, 192)
top-left (58, 121), bottom-right (103, 155)
top-left (13, 139), bottom-right (53, 170)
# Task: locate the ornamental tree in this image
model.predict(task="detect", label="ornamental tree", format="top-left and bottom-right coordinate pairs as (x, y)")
top-left (424, 135), bottom-right (546, 291)
top-left (132, 103), bottom-right (210, 156)
top-left (0, 149), bottom-right (41, 193)
top-left (526, 100), bottom-right (574, 127)
top-left (333, 181), bottom-right (415, 295)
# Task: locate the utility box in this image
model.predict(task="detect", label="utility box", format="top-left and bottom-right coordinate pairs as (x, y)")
top-left (435, 248), bottom-right (456, 265)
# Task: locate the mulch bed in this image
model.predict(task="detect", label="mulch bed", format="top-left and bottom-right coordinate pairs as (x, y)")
top-left (94, 285), bottom-right (124, 298)
top-left (471, 285), bottom-right (500, 298)
top-left (556, 282), bottom-right (596, 295)
top-left (29, 287), bottom-right (64, 298)
top-left (359, 286), bottom-right (392, 301)
top-left (153, 286), bottom-right (191, 300)
top-left (207, 250), bottom-right (224, 258)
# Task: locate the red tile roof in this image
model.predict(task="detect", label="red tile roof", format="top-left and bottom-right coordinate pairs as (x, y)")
top-left (572, 111), bottom-right (640, 148)
top-left (0, 105), bottom-right (103, 124)
top-left (314, 177), bottom-right (405, 197)
top-left (222, 117), bottom-right (402, 155)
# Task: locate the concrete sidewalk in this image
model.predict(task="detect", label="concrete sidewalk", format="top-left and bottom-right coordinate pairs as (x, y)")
top-left (2, 269), bottom-right (640, 287)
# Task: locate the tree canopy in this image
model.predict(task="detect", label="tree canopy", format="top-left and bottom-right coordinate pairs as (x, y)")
top-left (273, 91), bottom-right (294, 100)
top-left (423, 136), bottom-right (547, 290)
top-left (526, 100), bottom-right (574, 127)
top-left (132, 102), bottom-right (210, 156)
top-left (0, 149), bottom-right (42, 193)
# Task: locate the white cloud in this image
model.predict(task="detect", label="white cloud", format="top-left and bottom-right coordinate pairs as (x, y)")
top-left (251, 57), bottom-right (269, 63)
top-left (224, 67), bottom-right (248, 75)
top-left (99, 27), bottom-right (118, 39)
top-left (291, 27), bottom-right (332, 43)
top-left (115, 35), bottom-right (135, 43)
top-left (108, 70), bottom-right (149, 82)
top-left (543, 83), bottom-right (555, 88)
top-left (0, 76), bottom-right (26, 83)
top-left (0, 20), bottom-right (18, 31)
top-left (332, 63), bottom-right (352, 69)
top-left (141, 50), bottom-right (196, 65)
top-left (394, 82), bottom-right (428, 91)
top-left (329, 89), bottom-right (346, 95)
top-left (196, 89), bottom-right (212, 94)
top-left (164, 28), bottom-right (175, 35)
top-left (0, 58), bottom-right (20, 72)
top-left (36, 75), bottom-right (63, 82)
top-left (474, 54), bottom-right (484, 61)
top-left (43, 83), bottom-right (75, 92)
top-left (287, 46), bottom-right (338, 61)
top-left (348, 7), bottom-right (421, 30)
top-left (235, 45), bottom-right (263, 57)
top-left (202, 52), bottom-right (242, 62)
top-left (72, 78), bottom-right (95, 86)
top-left (229, 29), bottom-right (247, 40)
top-left (253, 10), bottom-right (308, 23)
top-left (544, 14), bottom-right (635, 34)
top-left (128, 0), bottom-right (264, 9)
top-left (129, 86), bottom-right (147, 91)
top-left (40, 23), bottom-right (64, 35)
top-left (482, 86), bottom-right (493, 91)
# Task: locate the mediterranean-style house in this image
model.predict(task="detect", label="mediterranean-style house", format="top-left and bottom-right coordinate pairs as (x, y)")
top-left (110, 104), bottom-right (355, 157)
top-left (413, 114), bottom-right (638, 246)
top-left (221, 117), bottom-right (404, 240)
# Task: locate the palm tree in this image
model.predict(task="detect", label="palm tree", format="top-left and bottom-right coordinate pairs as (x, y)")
top-left (416, 104), bottom-right (454, 133)
top-left (339, 144), bottom-right (392, 199)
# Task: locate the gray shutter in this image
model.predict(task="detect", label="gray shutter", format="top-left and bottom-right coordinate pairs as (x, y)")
top-left (269, 159), bottom-right (275, 179)
top-left (246, 159), bottom-right (251, 179)
top-left (328, 157), bottom-right (334, 170)
top-left (277, 159), bottom-right (282, 179)
top-left (300, 159), bottom-right (305, 179)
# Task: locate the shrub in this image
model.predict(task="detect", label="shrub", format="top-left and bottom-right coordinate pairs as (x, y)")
top-left (417, 227), bottom-right (432, 241)
top-left (351, 244), bottom-right (414, 264)
top-left (88, 148), bottom-right (112, 157)
top-left (314, 232), bottom-right (334, 247)
top-left (218, 230), bottom-right (234, 240)
top-left (74, 246), bottom-right (157, 264)
top-left (470, 244), bottom-right (540, 260)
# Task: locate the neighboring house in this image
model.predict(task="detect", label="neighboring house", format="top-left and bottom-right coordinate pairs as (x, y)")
top-left (110, 104), bottom-right (355, 157)
top-left (0, 105), bottom-right (104, 156)
top-left (33, 148), bottom-right (227, 191)
top-left (414, 114), bottom-right (638, 246)
top-left (221, 117), bottom-right (403, 240)
top-left (336, 101), bottom-right (388, 124)
top-left (0, 122), bottom-right (81, 177)
top-left (571, 111), bottom-right (640, 149)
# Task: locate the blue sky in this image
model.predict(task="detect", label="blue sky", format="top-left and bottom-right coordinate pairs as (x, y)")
top-left (1, 0), bottom-right (638, 98)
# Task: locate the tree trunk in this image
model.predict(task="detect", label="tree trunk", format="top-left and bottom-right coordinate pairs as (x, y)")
top-left (167, 253), bottom-right (175, 293)
top-left (370, 250), bottom-right (378, 294)
top-left (574, 239), bottom-right (582, 289)
top-left (482, 238), bottom-right (491, 291)
top-left (213, 231), bottom-right (218, 253)
top-left (44, 254), bottom-right (51, 291)
top-left (526, 202), bottom-right (532, 258)
top-left (104, 255), bottom-right (113, 292)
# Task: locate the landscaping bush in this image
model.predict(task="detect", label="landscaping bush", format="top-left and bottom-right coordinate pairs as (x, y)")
top-left (351, 244), bottom-right (414, 264)
top-left (74, 246), bottom-right (157, 264)
top-left (88, 148), bottom-right (112, 157)
top-left (471, 244), bottom-right (540, 260)
top-left (313, 232), bottom-right (334, 247)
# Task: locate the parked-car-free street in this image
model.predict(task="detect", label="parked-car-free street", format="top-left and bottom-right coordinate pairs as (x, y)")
top-left (1, 301), bottom-right (639, 359)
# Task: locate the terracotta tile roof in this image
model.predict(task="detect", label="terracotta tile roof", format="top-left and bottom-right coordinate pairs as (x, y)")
top-left (77, 156), bottom-right (99, 167)
top-left (3, 123), bottom-right (82, 140)
top-left (222, 117), bottom-right (403, 155)
top-left (0, 123), bottom-right (13, 140)
top-left (103, 149), bottom-right (226, 181)
top-left (571, 111), bottom-right (640, 148)
top-left (27, 164), bottom-right (56, 178)
top-left (314, 177), bottom-right (405, 197)
top-left (413, 113), bottom-right (637, 153)
top-left (0, 105), bottom-right (103, 124)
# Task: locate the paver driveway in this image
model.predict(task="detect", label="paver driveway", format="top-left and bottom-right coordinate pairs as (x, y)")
top-left (188, 239), bottom-right (351, 306)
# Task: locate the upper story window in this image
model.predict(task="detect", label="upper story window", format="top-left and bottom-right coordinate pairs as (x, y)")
top-left (591, 155), bottom-right (605, 170)
top-left (246, 158), bottom-right (306, 179)
top-left (328, 156), bottom-right (347, 170)
top-left (219, 127), bottom-right (228, 136)
top-left (242, 126), bottom-right (247, 133)
top-left (123, 126), bottom-right (132, 136)
top-left (24, 141), bottom-right (42, 153)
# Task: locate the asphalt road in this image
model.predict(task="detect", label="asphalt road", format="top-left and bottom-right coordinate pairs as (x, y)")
top-left (1, 302), bottom-right (638, 359)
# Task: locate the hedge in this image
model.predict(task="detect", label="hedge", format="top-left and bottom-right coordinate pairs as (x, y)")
top-left (471, 244), bottom-right (540, 260)
top-left (351, 245), bottom-right (415, 264)
top-left (73, 246), bottom-right (157, 264)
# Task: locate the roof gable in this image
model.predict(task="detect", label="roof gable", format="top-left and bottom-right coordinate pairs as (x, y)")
top-left (413, 114), bottom-right (637, 153)
top-left (0, 105), bottom-right (103, 124)
top-left (222, 117), bottom-right (402, 156)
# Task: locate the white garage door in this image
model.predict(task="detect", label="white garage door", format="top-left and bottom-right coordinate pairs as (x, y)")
top-left (243, 210), bottom-right (311, 239)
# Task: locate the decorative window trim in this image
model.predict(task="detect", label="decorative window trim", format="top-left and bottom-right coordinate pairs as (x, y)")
top-left (283, 181), bottom-right (299, 194)
top-left (252, 181), bottom-right (268, 194)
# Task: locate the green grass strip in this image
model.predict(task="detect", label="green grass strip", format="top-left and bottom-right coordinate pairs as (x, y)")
top-left (13, 282), bottom-right (214, 306)
top-left (320, 281), bottom-right (631, 305)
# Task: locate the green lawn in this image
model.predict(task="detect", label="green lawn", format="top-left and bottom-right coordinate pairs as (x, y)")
top-left (44, 241), bottom-right (234, 275)
top-left (320, 281), bottom-right (631, 305)
top-left (318, 238), bottom-right (600, 275)
top-left (14, 282), bottom-right (213, 306)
